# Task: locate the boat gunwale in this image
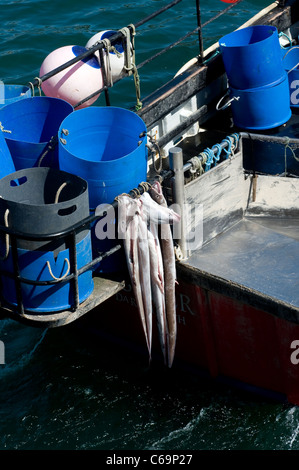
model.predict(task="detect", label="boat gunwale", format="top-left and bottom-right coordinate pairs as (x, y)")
top-left (177, 261), bottom-right (299, 325)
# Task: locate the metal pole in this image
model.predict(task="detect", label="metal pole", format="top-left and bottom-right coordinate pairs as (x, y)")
top-left (169, 147), bottom-right (188, 260)
top-left (196, 0), bottom-right (204, 64)
top-left (240, 132), bottom-right (299, 145)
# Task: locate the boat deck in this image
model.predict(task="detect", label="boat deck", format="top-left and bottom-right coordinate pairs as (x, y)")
top-left (185, 215), bottom-right (299, 308)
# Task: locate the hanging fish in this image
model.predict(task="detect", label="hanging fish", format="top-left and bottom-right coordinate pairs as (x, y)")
top-left (139, 191), bottom-right (181, 225)
top-left (117, 189), bottom-right (180, 367)
top-left (149, 181), bottom-right (178, 368)
top-left (118, 195), bottom-right (150, 355)
top-left (137, 209), bottom-right (153, 356)
top-left (147, 221), bottom-right (167, 366)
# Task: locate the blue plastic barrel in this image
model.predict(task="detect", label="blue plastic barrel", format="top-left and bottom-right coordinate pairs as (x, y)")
top-left (0, 235), bottom-right (93, 312)
top-left (58, 106), bottom-right (148, 272)
top-left (0, 167), bottom-right (93, 312)
top-left (219, 25), bottom-right (286, 89)
top-left (0, 84), bottom-right (31, 108)
top-left (0, 96), bottom-right (73, 170)
top-left (229, 77), bottom-right (291, 130)
top-left (0, 130), bottom-right (15, 179)
top-left (58, 106), bottom-right (148, 209)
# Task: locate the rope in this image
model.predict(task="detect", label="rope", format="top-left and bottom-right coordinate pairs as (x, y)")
top-left (204, 148), bottom-right (215, 171)
top-left (28, 81), bottom-right (35, 97)
top-left (45, 181), bottom-right (71, 279)
top-left (0, 208), bottom-right (10, 261)
top-left (211, 143), bottom-right (222, 163)
top-left (284, 137), bottom-right (299, 174)
top-left (101, 38), bottom-right (114, 87)
top-left (37, 135), bottom-right (58, 167)
top-left (114, 192), bottom-right (130, 202)
top-left (0, 122), bottom-right (11, 134)
top-left (119, 25), bottom-right (142, 111)
top-left (146, 134), bottom-right (162, 174)
top-left (34, 77), bottom-right (42, 96)
top-left (28, 77), bottom-right (42, 97)
top-left (46, 258), bottom-right (70, 281)
top-left (189, 156), bottom-right (204, 175)
top-left (54, 182), bottom-right (68, 204)
top-left (139, 181), bottom-right (152, 192)
top-left (221, 137), bottom-right (233, 159)
top-left (189, 133), bottom-right (239, 175)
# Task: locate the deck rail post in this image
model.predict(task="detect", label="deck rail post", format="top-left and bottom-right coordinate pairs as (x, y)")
top-left (169, 147), bottom-right (188, 260)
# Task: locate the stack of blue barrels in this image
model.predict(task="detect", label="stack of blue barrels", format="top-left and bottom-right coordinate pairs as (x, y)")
top-left (219, 25), bottom-right (291, 130)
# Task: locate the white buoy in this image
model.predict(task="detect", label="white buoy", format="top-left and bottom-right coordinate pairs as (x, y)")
top-left (85, 30), bottom-right (128, 83)
top-left (39, 45), bottom-right (103, 109)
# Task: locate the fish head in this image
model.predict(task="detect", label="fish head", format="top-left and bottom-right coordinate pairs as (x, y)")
top-left (117, 195), bottom-right (142, 235)
top-left (149, 181), bottom-right (164, 205)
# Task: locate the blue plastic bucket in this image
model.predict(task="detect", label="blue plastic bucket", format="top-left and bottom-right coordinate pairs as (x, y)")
top-left (0, 167), bottom-right (93, 312)
top-left (58, 106), bottom-right (148, 209)
top-left (219, 25), bottom-right (286, 90)
top-left (0, 84), bottom-right (31, 108)
top-left (228, 77), bottom-right (291, 130)
top-left (282, 46), bottom-right (299, 107)
top-left (0, 130), bottom-right (15, 179)
top-left (58, 106), bottom-right (147, 273)
top-left (0, 96), bottom-right (73, 170)
top-left (0, 234), bottom-right (93, 312)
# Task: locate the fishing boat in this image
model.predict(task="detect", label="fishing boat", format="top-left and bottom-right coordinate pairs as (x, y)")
top-left (1, 0), bottom-right (299, 404)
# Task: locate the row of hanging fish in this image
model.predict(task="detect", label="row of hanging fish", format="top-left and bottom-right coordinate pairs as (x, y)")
top-left (117, 181), bottom-right (181, 368)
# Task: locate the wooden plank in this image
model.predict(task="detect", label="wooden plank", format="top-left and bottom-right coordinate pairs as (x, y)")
top-left (0, 276), bottom-right (125, 328)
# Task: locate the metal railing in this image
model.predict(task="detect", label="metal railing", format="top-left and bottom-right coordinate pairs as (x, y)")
top-left (30, 0), bottom-right (244, 109)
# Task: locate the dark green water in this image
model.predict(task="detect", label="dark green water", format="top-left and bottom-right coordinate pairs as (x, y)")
top-left (1, 0), bottom-right (299, 452)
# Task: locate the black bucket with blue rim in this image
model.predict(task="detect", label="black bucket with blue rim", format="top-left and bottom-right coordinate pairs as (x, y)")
top-left (0, 167), bottom-right (93, 313)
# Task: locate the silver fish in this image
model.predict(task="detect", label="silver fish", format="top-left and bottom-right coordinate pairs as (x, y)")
top-left (149, 181), bottom-right (178, 368)
top-left (118, 195), bottom-right (150, 355)
top-left (140, 191), bottom-right (181, 225)
top-left (137, 210), bottom-right (153, 355)
top-left (147, 221), bottom-right (167, 365)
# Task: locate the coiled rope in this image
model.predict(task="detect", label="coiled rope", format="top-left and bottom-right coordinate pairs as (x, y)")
top-left (119, 25), bottom-right (142, 111)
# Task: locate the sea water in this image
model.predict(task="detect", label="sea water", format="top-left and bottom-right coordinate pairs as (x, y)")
top-left (1, 0), bottom-right (298, 452)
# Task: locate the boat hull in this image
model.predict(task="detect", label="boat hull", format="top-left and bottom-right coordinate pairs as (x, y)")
top-left (77, 269), bottom-right (299, 404)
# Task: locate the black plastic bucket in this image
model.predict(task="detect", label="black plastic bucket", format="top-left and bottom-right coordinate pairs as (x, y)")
top-left (0, 167), bottom-right (93, 312)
